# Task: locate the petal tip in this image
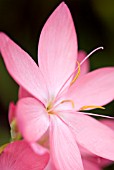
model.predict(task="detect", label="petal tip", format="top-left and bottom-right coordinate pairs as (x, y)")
top-left (58, 1), bottom-right (70, 13)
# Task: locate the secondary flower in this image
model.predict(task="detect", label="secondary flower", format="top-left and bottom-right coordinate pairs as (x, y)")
top-left (0, 2), bottom-right (114, 170)
top-left (0, 140), bottom-right (49, 170)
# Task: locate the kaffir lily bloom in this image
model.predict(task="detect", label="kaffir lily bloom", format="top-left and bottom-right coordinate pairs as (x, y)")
top-left (7, 51), bottom-right (88, 169)
top-left (8, 50), bottom-right (88, 142)
top-left (0, 2), bottom-right (114, 170)
top-left (0, 140), bottom-right (49, 170)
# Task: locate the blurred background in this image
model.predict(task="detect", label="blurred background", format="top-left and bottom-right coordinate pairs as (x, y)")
top-left (0, 0), bottom-right (114, 169)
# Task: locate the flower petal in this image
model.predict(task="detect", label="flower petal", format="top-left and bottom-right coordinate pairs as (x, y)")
top-left (67, 67), bottom-right (114, 110)
top-left (80, 119), bottom-right (114, 168)
top-left (0, 32), bottom-right (48, 105)
top-left (49, 115), bottom-right (84, 170)
top-left (0, 140), bottom-right (49, 170)
top-left (59, 112), bottom-right (114, 161)
top-left (30, 142), bottom-right (49, 156)
top-left (78, 50), bottom-right (89, 77)
top-left (89, 156), bottom-right (113, 169)
top-left (38, 2), bottom-right (77, 98)
top-left (44, 158), bottom-right (57, 170)
top-left (18, 86), bottom-right (32, 99)
top-left (8, 102), bottom-right (16, 123)
top-left (100, 119), bottom-right (114, 130)
top-left (82, 159), bottom-right (100, 170)
top-left (16, 97), bottom-right (49, 142)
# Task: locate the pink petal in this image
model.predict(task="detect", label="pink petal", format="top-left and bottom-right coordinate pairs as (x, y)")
top-left (82, 159), bottom-right (100, 170)
top-left (98, 119), bottom-right (114, 167)
top-left (82, 149), bottom-right (112, 168)
top-left (30, 142), bottom-right (49, 156)
top-left (79, 142), bottom-right (113, 168)
top-left (49, 115), bottom-right (84, 170)
top-left (78, 144), bottom-right (92, 157)
top-left (16, 97), bottom-right (49, 142)
top-left (0, 32), bottom-right (48, 105)
top-left (100, 119), bottom-right (114, 130)
top-left (38, 130), bottom-right (49, 149)
top-left (79, 119), bottom-right (114, 168)
top-left (67, 67), bottom-right (114, 110)
top-left (91, 157), bottom-right (113, 168)
top-left (45, 158), bottom-right (57, 170)
top-left (8, 102), bottom-right (16, 123)
top-left (80, 119), bottom-right (114, 169)
top-left (78, 50), bottom-right (90, 77)
top-left (38, 2), bottom-right (77, 98)
top-left (0, 140), bottom-right (49, 170)
top-left (59, 112), bottom-right (114, 161)
top-left (18, 86), bottom-right (32, 99)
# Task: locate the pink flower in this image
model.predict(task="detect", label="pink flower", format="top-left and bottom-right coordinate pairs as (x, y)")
top-left (0, 140), bottom-right (49, 170)
top-left (8, 50), bottom-right (88, 127)
top-left (7, 51), bottom-right (88, 169)
top-left (0, 2), bottom-right (114, 170)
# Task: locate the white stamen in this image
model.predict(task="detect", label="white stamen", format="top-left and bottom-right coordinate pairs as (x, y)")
top-left (55, 46), bottom-right (104, 100)
top-left (80, 46), bottom-right (104, 66)
top-left (78, 112), bottom-right (114, 119)
top-left (58, 110), bottom-right (114, 119)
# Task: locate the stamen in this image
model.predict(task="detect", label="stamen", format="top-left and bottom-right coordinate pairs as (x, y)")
top-left (78, 112), bottom-right (114, 119)
top-left (55, 46), bottom-right (104, 99)
top-left (70, 61), bottom-right (80, 86)
top-left (80, 105), bottom-right (105, 110)
top-left (80, 46), bottom-right (104, 66)
top-left (61, 100), bottom-right (75, 108)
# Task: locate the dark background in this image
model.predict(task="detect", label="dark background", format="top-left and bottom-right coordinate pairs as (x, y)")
top-left (0, 0), bottom-right (114, 169)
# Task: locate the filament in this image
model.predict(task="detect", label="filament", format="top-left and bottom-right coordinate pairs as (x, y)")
top-left (55, 46), bottom-right (104, 99)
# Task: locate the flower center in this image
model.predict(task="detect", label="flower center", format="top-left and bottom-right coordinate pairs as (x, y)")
top-left (46, 99), bottom-right (75, 114)
top-left (46, 102), bottom-right (53, 111)
top-left (46, 101), bottom-right (56, 114)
